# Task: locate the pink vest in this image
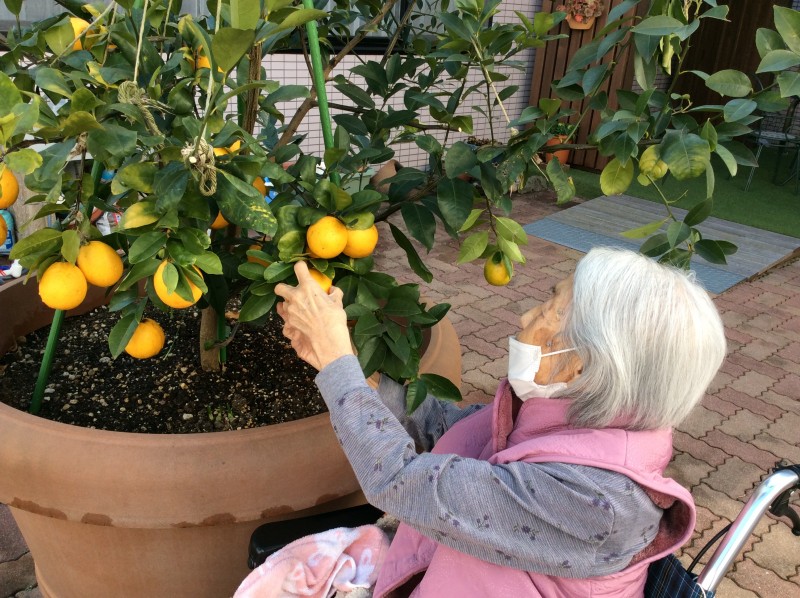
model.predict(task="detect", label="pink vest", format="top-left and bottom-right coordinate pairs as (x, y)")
top-left (373, 380), bottom-right (695, 598)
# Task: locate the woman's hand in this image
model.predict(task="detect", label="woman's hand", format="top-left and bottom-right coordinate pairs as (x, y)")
top-left (274, 261), bottom-right (354, 371)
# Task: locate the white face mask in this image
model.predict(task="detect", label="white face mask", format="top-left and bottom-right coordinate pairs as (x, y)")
top-left (507, 336), bottom-right (576, 401)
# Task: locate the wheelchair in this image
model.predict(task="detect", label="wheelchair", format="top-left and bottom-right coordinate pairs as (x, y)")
top-left (248, 462), bottom-right (800, 597)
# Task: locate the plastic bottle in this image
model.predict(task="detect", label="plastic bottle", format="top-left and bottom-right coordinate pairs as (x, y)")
top-left (0, 209), bottom-right (16, 255)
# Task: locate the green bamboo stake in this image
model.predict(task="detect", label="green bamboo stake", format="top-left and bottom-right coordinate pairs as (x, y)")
top-left (302, 0), bottom-right (340, 186)
top-left (30, 309), bottom-right (65, 414)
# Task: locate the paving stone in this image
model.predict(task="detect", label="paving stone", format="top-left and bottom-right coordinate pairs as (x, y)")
top-left (460, 350), bottom-right (491, 373)
top-left (707, 371), bottom-right (736, 394)
top-left (765, 353), bottom-right (800, 378)
top-left (747, 521), bottom-right (800, 580)
top-left (705, 429), bottom-right (783, 471)
top-left (740, 338), bottom-right (784, 362)
top-left (714, 387), bottom-right (784, 420)
top-left (750, 432), bottom-right (800, 464)
top-left (758, 390), bottom-right (800, 416)
top-left (475, 320), bottom-right (518, 344)
top-left (673, 431), bottom-right (728, 467)
top-left (461, 369), bottom-right (496, 397)
top-left (701, 393), bottom-right (740, 417)
top-left (460, 334), bottom-right (506, 360)
top-left (772, 373), bottom-right (800, 399)
top-left (665, 452), bottom-right (715, 495)
top-left (729, 371), bottom-right (779, 399)
top-left (14, 588), bottom-right (43, 598)
top-left (0, 553), bottom-right (37, 598)
top-left (704, 457), bottom-right (765, 502)
top-left (728, 352), bottom-right (791, 381)
top-left (775, 342), bottom-right (800, 364)
top-left (0, 505), bottom-right (28, 563)
top-left (717, 410), bottom-right (772, 442)
top-left (691, 482), bottom-right (752, 522)
top-left (730, 556), bottom-right (800, 596)
top-left (678, 405), bottom-right (726, 438)
top-left (765, 412), bottom-right (800, 446)
top-left (478, 356), bottom-right (508, 381)
top-left (712, 577), bottom-right (759, 597)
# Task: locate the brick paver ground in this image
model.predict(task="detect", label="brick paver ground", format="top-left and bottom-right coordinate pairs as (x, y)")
top-left (1, 190), bottom-right (798, 596)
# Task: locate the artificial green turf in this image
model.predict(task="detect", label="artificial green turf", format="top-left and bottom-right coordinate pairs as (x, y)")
top-left (568, 149), bottom-right (800, 239)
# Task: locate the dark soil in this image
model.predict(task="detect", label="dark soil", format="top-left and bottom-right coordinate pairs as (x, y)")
top-left (0, 305), bottom-right (327, 433)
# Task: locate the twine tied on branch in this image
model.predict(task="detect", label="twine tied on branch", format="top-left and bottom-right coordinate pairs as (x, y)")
top-left (117, 80), bottom-right (166, 138)
top-left (182, 138), bottom-right (217, 196)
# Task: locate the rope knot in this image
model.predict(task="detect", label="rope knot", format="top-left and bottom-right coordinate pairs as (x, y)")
top-left (182, 138), bottom-right (217, 196)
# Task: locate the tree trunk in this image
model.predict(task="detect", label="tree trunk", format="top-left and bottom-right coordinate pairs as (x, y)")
top-left (199, 308), bottom-right (221, 372)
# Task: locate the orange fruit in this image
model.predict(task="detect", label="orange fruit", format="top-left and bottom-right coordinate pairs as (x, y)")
top-left (0, 215), bottom-right (6, 244)
top-left (0, 166), bottom-right (19, 209)
top-left (153, 261), bottom-right (203, 309)
top-left (210, 211), bottom-right (228, 230)
top-left (213, 141), bottom-right (240, 157)
top-left (484, 252), bottom-right (511, 287)
top-left (343, 224), bottom-right (379, 258)
top-left (308, 269), bottom-right (332, 293)
top-left (77, 241), bottom-right (124, 287)
top-left (247, 244), bottom-right (270, 267)
top-left (306, 216), bottom-right (348, 259)
top-left (253, 177), bottom-right (267, 196)
top-left (38, 262), bottom-right (88, 310)
top-left (124, 319), bottom-right (165, 359)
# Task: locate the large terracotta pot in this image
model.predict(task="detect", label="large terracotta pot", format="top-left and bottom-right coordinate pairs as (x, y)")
top-left (545, 135), bottom-right (570, 165)
top-left (0, 277), bottom-right (461, 598)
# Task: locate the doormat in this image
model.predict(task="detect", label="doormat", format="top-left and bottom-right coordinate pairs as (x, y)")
top-left (523, 195), bottom-right (800, 294)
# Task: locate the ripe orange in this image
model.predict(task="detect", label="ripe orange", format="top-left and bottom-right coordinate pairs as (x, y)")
top-left (0, 166), bottom-right (19, 209)
top-left (306, 216), bottom-right (348, 259)
top-left (124, 319), bottom-right (165, 359)
top-left (210, 211), bottom-right (228, 230)
top-left (213, 140), bottom-right (241, 157)
top-left (253, 177), bottom-right (267, 196)
top-left (38, 262), bottom-right (88, 310)
top-left (308, 269), bottom-right (332, 293)
top-left (247, 244), bottom-right (270, 267)
top-left (343, 224), bottom-right (379, 258)
top-left (0, 215), bottom-right (6, 245)
top-left (153, 261), bottom-right (203, 309)
top-left (484, 253), bottom-right (511, 287)
top-left (77, 241), bottom-right (124, 287)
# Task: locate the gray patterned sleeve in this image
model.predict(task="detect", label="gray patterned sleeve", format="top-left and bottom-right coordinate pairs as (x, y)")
top-left (315, 355), bottom-right (663, 578)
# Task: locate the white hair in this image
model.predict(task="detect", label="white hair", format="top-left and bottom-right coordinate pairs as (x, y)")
top-left (562, 247), bottom-right (726, 430)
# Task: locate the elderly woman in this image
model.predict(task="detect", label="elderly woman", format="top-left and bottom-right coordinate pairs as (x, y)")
top-left (274, 246), bottom-right (726, 597)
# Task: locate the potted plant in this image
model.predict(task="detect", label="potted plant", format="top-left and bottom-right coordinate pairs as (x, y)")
top-left (1, 0), bottom-right (798, 594)
top-left (556, 0), bottom-right (605, 30)
top-left (545, 122), bottom-right (573, 165)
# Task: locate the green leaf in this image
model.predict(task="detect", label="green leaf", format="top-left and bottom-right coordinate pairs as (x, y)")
top-left (694, 239), bottom-right (729, 265)
top-left (400, 203), bottom-right (436, 251)
top-left (60, 111), bottom-right (104, 138)
top-left (756, 28), bottom-right (786, 58)
top-left (777, 71), bottom-right (800, 98)
top-left (212, 27), bottom-right (256, 73)
top-left (60, 230), bottom-right (80, 264)
top-left (118, 162), bottom-right (158, 194)
top-left (420, 373), bottom-right (461, 403)
top-left (44, 19), bottom-right (76, 56)
top-left (86, 124), bottom-right (138, 169)
top-left (714, 144), bottom-right (738, 177)
top-left (436, 177), bottom-right (474, 231)
top-left (774, 6), bottom-right (800, 55)
top-left (667, 221), bottom-right (691, 248)
top-left (4, 149), bottom-right (43, 175)
top-left (117, 259), bottom-right (159, 292)
top-left (388, 223), bottom-right (432, 283)
top-left (3, 0), bottom-right (22, 16)
top-left (357, 335), bottom-right (387, 378)
top-left (9, 228), bottom-right (62, 261)
top-left (632, 15), bottom-right (684, 36)
top-left (705, 69), bottom-right (752, 98)
top-left (684, 198), bottom-right (713, 227)
top-left (405, 378), bottom-right (428, 414)
top-left (459, 208), bottom-right (484, 232)
top-left (154, 162), bottom-right (189, 212)
top-left (121, 200), bottom-right (161, 229)
top-left (600, 158), bottom-right (634, 195)
top-left (660, 131), bottom-right (711, 180)
top-left (34, 67), bottom-right (72, 97)
top-left (639, 233), bottom-right (670, 257)
top-left (239, 294), bottom-right (276, 322)
top-left (495, 217), bottom-right (528, 245)
top-left (723, 99), bottom-right (757, 123)
top-left (457, 231), bottom-right (489, 263)
top-left (230, 0), bottom-right (261, 29)
top-left (194, 252), bottom-right (223, 275)
top-left (620, 218), bottom-right (668, 239)
top-left (444, 142), bottom-right (478, 177)
top-left (128, 232), bottom-right (167, 264)
top-left (757, 49), bottom-right (800, 73)
top-left (538, 98), bottom-right (561, 117)
top-left (216, 171), bottom-right (278, 236)
top-left (108, 313), bottom-right (141, 359)
top-left (0, 72), bottom-right (21, 117)
top-left (546, 158), bottom-right (576, 204)
top-left (274, 8), bottom-right (329, 33)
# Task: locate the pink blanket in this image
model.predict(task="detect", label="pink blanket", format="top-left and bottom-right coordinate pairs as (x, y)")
top-left (234, 525), bottom-right (390, 598)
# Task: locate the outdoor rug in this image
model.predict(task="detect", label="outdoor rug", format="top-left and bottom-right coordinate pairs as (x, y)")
top-left (523, 195), bottom-right (799, 294)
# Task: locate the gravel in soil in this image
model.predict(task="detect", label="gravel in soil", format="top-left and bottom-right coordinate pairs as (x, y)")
top-left (0, 305), bottom-right (327, 433)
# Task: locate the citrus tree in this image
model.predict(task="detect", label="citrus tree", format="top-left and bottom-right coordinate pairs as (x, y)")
top-left (2, 0), bottom-right (798, 413)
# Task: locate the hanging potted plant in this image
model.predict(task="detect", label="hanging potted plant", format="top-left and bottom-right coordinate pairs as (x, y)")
top-left (557, 0), bottom-right (605, 30)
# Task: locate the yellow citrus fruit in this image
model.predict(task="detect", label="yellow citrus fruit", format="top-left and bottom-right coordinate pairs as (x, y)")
top-left (247, 244), bottom-right (270, 267)
top-left (69, 17), bottom-right (89, 51)
top-left (210, 211), bottom-right (229, 230)
top-left (0, 215), bottom-right (6, 244)
top-left (124, 319), bottom-right (165, 359)
top-left (343, 225), bottom-right (379, 258)
top-left (306, 216), bottom-right (348, 259)
top-left (309, 269), bottom-right (332, 293)
top-left (253, 177), bottom-right (267, 196)
top-left (484, 253), bottom-right (511, 287)
top-left (153, 261), bottom-right (203, 309)
top-left (0, 166), bottom-right (19, 209)
top-left (77, 241), bottom-right (124, 287)
top-left (212, 140), bottom-right (241, 156)
top-left (38, 262), bottom-right (89, 311)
